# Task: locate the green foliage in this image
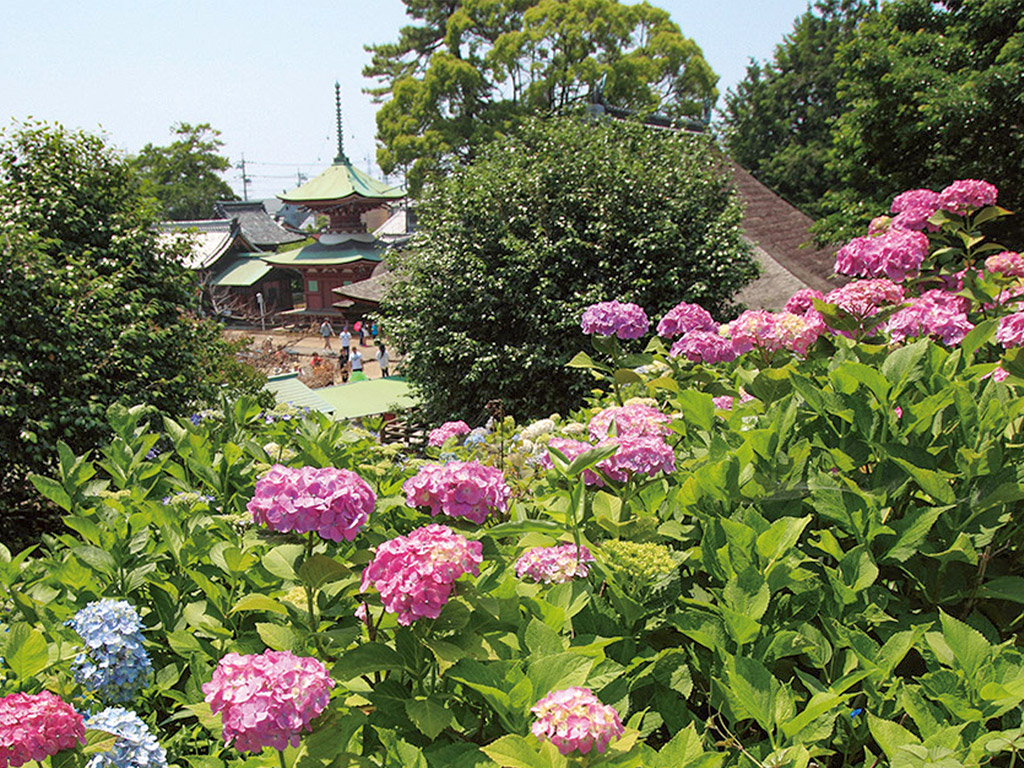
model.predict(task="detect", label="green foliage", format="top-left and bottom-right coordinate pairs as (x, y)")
top-left (382, 115), bottom-right (756, 422)
top-left (365, 0), bottom-right (718, 190)
top-left (132, 122), bottom-right (238, 221)
top-left (720, 0), bottom-right (1024, 246)
top-left (0, 121), bottom-right (262, 542)
top-left (719, 0), bottom-right (873, 211)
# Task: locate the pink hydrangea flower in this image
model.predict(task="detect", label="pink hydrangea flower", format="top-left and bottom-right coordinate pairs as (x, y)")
top-left (656, 301), bottom-right (716, 338)
top-left (986, 251), bottom-right (1024, 278)
top-left (996, 313), bottom-right (1024, 348)
top-left (890, 188), bottom-right (940, 231)
top-left (727, 311), bottom-right (822, 356)
top-left (713, 395), bottom-right (734, 410)
top-left (203, 650), bottom-right (334, 753)
top-left (823, 279), bottom-right (906, 334)
top-left (580, 301), bottom-right (649, 340)
top-left (540, 438), bottom-right (603, 485)
top-left (360, 524), bottom-right (482, 625)
top-left (428, 420), bottom-right (471, 447)
top-left (834, 229), bottom-right (930, 282)
top-left (886, 291), bottom-right (974, 346)
top-left (515, 544), bottom-right (595, 584)
top-left (597, 434), bottom-right (676, 482)
top-left (784, 289), bottom-right (825, 315)
top-left (403, 461), bottom-right (510, 524)
top-left (669, 330), bottom-right (738, 363)
top-left (247, 465), bottom-right (375, 542)
top-left (938, 179), bottom-right (998, 215)
top-left (531, 687), bottom-right (624, 756)
top-left (589, 403), bottom-right (671, 441)
top-left (0, 692), bottom-right (85, 768)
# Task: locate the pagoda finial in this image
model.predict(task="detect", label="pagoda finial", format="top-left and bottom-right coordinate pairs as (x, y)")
top-left (334, 81), bottom-right (348, 164)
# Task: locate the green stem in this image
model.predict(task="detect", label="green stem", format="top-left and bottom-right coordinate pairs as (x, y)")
top-left (304, 533), bottom-right (326, 657)
top-left (278, 749), bottom-right (288, 768)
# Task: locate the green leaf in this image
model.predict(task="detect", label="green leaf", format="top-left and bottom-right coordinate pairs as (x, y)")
top-left (262, 544), bottom-right (303, 581)
top-left (748, 367), bottom-right (793, 404)
top-left (566, 352), bottom-right (608, 371)
top-left (256, 622), bottom-right (297, 652)
top-left (332, 642), bottom-right (405, 680)
top-left (655, 723), bottom-right (707, 768)
top-left (881, 338), bottom-right (928, 394)
top-left (979, 576), bottom-right (1024, 604)
top-left (82, 729), bottom-right (118, 756)
top-left (298, 554), bottom-right (350, 589)
top-left (868, 714), bottom-right (920, 760)
top-left (182, 702), bottom-right (222, 734)
top-left (564, 444), bottom-right (619, 478)
top-left (28, 474), bottom-right (72, 512)
top-left (891, 458), bottom-right (955, 504)
top-left (756, 516), bottom-right (811, 562)
top-left (674, 390), bottom-right (714, 432)
top-left (727, 655), bottom-right (776, 733)
top-left (614, 367), bottom-right (644, 385)
top-left (405, 697), bottom-right (452, 740)
top-left (939, 610), bottom-right (990, 676)
top-left (231, 594), bottom-right (289, 615)
top-left (481, 735), bottom-right (565, 768)
top-left (5, 624), bottom-right (49, 679)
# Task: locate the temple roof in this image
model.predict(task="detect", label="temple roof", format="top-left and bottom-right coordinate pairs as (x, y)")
top-left (209, 255), bottom-right (274, 287)
top-left (261, 237), bottom-right (384, 268)
top-left (213, 201), bottom-right (305, 247)
top-left (277, 160), bottom-right (405, 206)
top-left (158, 220), bottom-right (255, 270)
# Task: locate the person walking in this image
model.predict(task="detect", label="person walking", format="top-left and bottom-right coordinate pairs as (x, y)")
top-left (319, 319), bottom-right (334, 349)
top-left (376, 343), bottom-right (390, 377)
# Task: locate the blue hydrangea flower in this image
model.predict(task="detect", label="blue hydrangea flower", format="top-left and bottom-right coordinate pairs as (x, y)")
top-left (85, 708), bottom-right (166, 768)
top-left (68, 600), bottom-right (151, 703)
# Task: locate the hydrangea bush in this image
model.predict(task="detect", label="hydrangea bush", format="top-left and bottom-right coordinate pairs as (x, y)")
top-left (5, 178), bottom-right (1024, 768)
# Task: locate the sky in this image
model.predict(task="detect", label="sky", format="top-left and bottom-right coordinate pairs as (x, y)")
top-left (0, 1), bottom-right (812, 201)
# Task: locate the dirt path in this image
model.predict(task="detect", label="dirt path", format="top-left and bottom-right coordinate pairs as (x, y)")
top-left (224, 327), bottom-right (398, 382)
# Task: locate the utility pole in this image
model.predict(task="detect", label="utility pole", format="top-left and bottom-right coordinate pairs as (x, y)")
top-left (297, 170), bottom-right (307, 186)
top-left (238, 155), bottom-right (251, 201)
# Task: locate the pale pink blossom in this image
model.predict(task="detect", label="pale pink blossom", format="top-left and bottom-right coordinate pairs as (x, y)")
top-left (834, 229), bottom-right (930, 282)
top-left (580, 301), bottom-right (649, 340)
top-left (784, 289), bottom-right (825, 315)
top-left (938, 179), bottom-right (998, 215)
top-left (890, 188), bottom-right (940, 231)
top-left (986, 252), bottom-right (1024, 278)
top-left (669, 330), bottom-right (738, 363)
top-left (589, 403), bottom-right (671, 441)
top-left (886, 290), bottom-right (974, 346)
top-left (247, 465), bottom-right (375, 542)
top-left (515, 544), bottom-right (595, 584)
top-left (597, 434), bottom-right (676, 482)
top-left (403, 461), bottom-right (509, 524)
top-left (0, 692), bottom-right (85, 768)
top-left (996, 313), bottom-right (1024, 348)
top-left (202, 651), bottom-right (335, 754)
top-left (531, 687), bottom-right (624, 756)
top-left (656, 301), bottom-right (716, 338)
top-left (428, 421), bottom-right (471, 447)
top-left (360, 524), bottom-right (482, 625)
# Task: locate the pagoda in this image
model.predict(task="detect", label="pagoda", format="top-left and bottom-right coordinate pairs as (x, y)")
top-left (264, 83), bottom-right (405, 314)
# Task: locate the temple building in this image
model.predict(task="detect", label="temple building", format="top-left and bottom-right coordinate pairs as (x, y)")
top-left (265, 84), bottom-right (405, 316)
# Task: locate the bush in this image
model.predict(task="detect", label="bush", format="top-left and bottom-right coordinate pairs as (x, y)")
top-left (5, 178), bottom-right (1024, 767)
top-left (0, 121), bottom-right (263, 541)
top-left (382, 115), bottom-right (757, 424)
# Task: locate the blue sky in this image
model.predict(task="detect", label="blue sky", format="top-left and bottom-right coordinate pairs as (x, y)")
top-left (0, 1), bottom-right (812, 200)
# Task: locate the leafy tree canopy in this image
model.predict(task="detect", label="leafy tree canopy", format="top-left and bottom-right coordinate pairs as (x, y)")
top-left (720, 0), bottom-right (1024, 246)
top-left (382, 115), bottom-right (756, 422)
top-left (365, 0), bottom-right (718, 190)
top-left (0, 121), bottom-right (261, 538)
top-left (132, 122), bottom-right (238, 221)
top-left (720, 0), bottom-right (874, 212)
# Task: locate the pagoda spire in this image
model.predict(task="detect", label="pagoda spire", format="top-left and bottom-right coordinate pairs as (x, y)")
top-left (334, 82), bottom-right (349, 165)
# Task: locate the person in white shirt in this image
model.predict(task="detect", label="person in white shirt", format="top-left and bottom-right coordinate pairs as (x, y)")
top-left (349, 347), bottom-right (363, 374)
top-left (339, 328), bottom-right (351, 350)
top-left (376, 343), bottom-right (390, 377)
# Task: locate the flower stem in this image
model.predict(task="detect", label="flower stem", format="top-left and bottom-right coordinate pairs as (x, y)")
top-left (278, 749), bottom-right (288, 768)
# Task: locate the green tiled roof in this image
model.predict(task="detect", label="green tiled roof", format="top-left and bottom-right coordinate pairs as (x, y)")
top-left (261, 239), bottom-right (384, 268)
top-left (317, 377), bottom-right (419, 419)
top-left (210, 255), bottom-right (273, 287)
top-left (278, 160), bottom-right (405, 204)
top-left (264, 373), bottom-right (336, 414)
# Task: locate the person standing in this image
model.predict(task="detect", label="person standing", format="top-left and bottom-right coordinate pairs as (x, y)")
top-left (376, 343), bottom-right (390, 377)
top-left (349, 346), bottom-right (363, 375)
top-left (319, 319), bottom-right (334, 349)
top-left (339, 326), bottom-right (351, 352)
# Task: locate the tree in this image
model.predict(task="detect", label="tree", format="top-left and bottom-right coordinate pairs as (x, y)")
top-left (0, 121), bottom-right (262, 541)
top-left (381, 115), bottom-right (756, 422)
top-left (365, 0), bottom-right (717, 190)
top-left (719, 1), bottom-right (874, 212)
top-left (132, 122), bottom-right (238, 220)
top-left (815, 0), bottom-right (1024, 243)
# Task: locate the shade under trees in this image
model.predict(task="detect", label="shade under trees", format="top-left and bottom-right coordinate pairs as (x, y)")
top-left (381, 115), bottom-right (757, 423)
top-left (132, 122), bottom-right (238, 221)
top-left (364, 0), bottom-right (718, 190)
top-left (0, 122), bottom-right (261, 541)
